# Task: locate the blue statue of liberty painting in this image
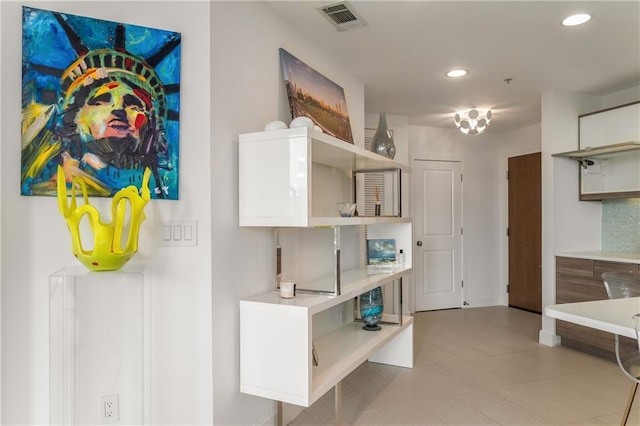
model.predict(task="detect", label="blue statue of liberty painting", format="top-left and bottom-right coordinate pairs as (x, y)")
top-left (21, 7), bottom-right (181, 199)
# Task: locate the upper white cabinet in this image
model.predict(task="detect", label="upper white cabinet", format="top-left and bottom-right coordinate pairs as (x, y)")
top-left (579, 102), bottom-right (640, 149)
top-left (554, 101), bottom-right (640, 200)
top-left (239, 127), bottom-right (410, 227)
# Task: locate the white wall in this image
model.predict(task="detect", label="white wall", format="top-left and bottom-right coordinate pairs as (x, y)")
top-left (211, 3), bottom-right (364, 425)
top-left (603, 86), bottom-right (640, 108)
top-left (1, 2), bottom-right (364, 424)
top-left (408, 126), bottom-right (503, 308)
top-left (365, 113), bottom-right (413, 311)
top-left (538, 87), bottom-right (639, 346)
top-left (539, 90), bottom-right (603, 346)
top-left (0, 2), bottom-right (3, 420)
top-left (2, 1), bottom-right (636, 423)
top-left (1, 2), bottom-right (212, 424)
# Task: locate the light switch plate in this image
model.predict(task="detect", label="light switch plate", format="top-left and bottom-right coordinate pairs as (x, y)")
top-left (159, 220), bottom-right (198, 246)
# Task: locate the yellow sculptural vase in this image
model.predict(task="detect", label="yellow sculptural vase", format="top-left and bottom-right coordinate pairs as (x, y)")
top-left (57, 165), bottom-right (151, 271)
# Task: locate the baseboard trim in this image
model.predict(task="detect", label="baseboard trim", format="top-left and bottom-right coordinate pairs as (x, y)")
top-left (465, 298), bottom-right (503, 308)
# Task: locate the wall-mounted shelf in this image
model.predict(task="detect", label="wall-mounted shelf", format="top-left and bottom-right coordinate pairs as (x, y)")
top-left (247, 266), bottom-right (412, 314)
top-left (239, 127), bottom-right (410, 227)
top-left (255, 215), bottom-right (411, 228)
top-left (552, 141), bottom-right (640, 159)
top-left (240, 126), bottom-right (410, 172)
top-left (553, 141), bottom-right (640, 200)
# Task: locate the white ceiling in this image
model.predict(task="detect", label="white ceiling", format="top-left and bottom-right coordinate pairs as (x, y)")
top-left (265, 1), bottom-right (640, 133)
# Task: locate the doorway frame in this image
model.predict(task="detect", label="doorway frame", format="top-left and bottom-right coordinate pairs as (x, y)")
top-left (500, 148), bottom-right (542, 307)
top-left (411, 156), bottom-right (466, 311)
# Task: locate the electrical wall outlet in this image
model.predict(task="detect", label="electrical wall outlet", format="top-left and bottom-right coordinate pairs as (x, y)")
top-left (101, 394), bottom-right (119, 424)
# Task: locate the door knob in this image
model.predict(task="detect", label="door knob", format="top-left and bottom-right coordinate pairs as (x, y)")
top-left (416, 241), bottom-right (423, 246)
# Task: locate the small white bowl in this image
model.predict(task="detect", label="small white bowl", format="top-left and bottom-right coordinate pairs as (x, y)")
top-left (290, 116), bottom-right (314, 129)
top-left (264, 120), bottom-right (288, 131)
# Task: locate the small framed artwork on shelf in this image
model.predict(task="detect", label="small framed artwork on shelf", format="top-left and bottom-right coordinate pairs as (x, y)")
top-left (367, 239), bottom-right (396, 265)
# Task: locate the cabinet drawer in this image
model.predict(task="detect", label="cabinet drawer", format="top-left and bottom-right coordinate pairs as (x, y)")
top-left (557, 321), bottom-right (638, 360)
top-left (556, 275), bottom-right (607, 303)
top-left (556, 257), bottom-right (594, 277)
top-left (594, 260), bottom-right (640, 278)
top-left (555, 255), bottom-right (640, 360)
top-left (557, 321), bottom-right (614, 352)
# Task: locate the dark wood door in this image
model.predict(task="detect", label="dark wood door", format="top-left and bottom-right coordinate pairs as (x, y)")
top-left (508, 152), bottom-right (542, 313)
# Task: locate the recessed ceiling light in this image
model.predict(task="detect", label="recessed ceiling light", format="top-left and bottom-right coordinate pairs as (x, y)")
top-left (562, 13), bottom-right (591, 26)
top-left (446, 69), bottom-right (468, 78)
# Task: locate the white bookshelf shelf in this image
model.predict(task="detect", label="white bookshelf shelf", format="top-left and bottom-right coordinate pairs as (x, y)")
top-left (239, 126), bottom-right (410, 172)
top-left (310, 316), bottom-right (413, 404)
top-left (239, 127), bottom-right (410, 228)
top-left (238, 125), bottom-right (414, 422)
top-left (242, 266), bottom-right (412, 315)
top-left (242, 215), bottom-right (411, 228)
top-left (240, 287), bottom-right (413, 407)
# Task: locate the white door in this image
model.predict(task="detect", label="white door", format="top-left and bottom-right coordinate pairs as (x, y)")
top-left (414, 160), bottom-right (463, 311)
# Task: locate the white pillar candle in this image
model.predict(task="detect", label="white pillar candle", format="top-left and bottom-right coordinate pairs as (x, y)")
top-left (280, 282), bottom-right (296, 298)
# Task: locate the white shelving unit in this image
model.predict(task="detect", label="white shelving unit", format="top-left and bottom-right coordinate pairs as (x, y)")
top-left (240, 283), bottom-right (413, 407)
top-left (239, 126), bottom-right (410, 227)
top-left (238, 127), bottom-right (414, 423)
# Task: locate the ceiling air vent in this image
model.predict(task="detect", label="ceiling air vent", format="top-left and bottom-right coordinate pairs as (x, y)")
top-left (317, 1), bottom-right (368, 32)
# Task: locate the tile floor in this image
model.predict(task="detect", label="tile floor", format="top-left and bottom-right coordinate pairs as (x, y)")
top-left (291, 306), bottom-right (640, 425)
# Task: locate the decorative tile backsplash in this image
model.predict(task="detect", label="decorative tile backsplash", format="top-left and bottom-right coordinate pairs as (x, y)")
top-left (602, 198), bottom-right (640, 253)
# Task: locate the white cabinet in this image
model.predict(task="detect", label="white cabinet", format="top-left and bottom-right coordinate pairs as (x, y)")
top-left (238, 127), bottom-right (414, 418)
top-left (579, 102), bottom-right (640, 149)
top-left (553, 101), bottom-right (640, 200)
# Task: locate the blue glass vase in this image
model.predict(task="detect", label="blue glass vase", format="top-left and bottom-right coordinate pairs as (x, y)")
top-left (359, 286), bottom-right (383, 331)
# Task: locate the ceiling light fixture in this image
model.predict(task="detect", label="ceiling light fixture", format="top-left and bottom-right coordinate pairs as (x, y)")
top-left (454, 109), bottom-right (492, 135)
top-left (562, 13), bottom-right (591, 26)
top-left (446, 69), bottom-right (468, 78)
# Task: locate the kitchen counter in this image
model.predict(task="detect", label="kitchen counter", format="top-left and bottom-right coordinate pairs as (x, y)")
top-left (557, 251), bottom-right (640, 264)
top-left (554, 253), bottom-right (640, 359)
top-left (546, 297), bottom-right (640, 340)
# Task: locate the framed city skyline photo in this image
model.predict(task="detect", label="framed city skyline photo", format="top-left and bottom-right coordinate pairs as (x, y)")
top-left (21, 7), bottom-right (181, 199)
top-left (279, 48), bottom-right (353, 144)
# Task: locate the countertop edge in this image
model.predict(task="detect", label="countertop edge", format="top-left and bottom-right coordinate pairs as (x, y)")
top-left (557, 251), bottom-right (640, 264)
